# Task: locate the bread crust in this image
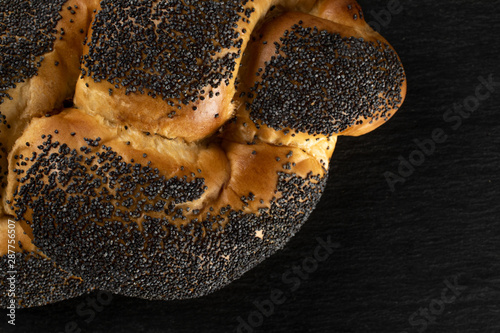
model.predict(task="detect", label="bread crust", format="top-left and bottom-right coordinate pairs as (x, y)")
top-left (0, 0), bottom-right (406, 307)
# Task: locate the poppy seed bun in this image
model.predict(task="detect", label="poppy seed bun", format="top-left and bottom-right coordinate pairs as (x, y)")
top-left (1, 0), bottom-right (406, 307)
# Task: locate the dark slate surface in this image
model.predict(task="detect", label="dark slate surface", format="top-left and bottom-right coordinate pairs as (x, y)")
top-left (2, 0), bottom-right (499, 332)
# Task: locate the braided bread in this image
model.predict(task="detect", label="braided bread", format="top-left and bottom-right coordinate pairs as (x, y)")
top-left (0, 0), bottom-right (406, 307)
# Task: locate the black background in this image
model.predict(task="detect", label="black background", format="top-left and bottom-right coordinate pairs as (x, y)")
top-left (2, 0), bottom-right (500, 332)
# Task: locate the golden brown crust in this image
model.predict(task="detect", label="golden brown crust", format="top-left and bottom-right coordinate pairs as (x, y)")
top-left (227, 9), bottom-right (406, 145)
top-left (5, 106), bottom-right (325, 228)
top-left (74, 77), bottom-right (235, 142)
top-left (0, 0), bottom-right (98, 214)
top-left (0, 0), bottom-right (97, 123)
top-left (1, 0), bottom-right (406, 307)
top-left (74, 0), bottom-right (404, 142)
top-left (5, 108), bottom-right (231, 226)
top-left (0, 217), bottom-right (35, 256)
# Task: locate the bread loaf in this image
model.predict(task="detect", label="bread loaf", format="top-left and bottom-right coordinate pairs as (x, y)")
top-left (0, 0), bottom-right (406, 307)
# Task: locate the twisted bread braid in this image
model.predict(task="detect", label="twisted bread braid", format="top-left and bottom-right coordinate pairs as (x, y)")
top-left (0, 0), bottom-right (406, 307)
